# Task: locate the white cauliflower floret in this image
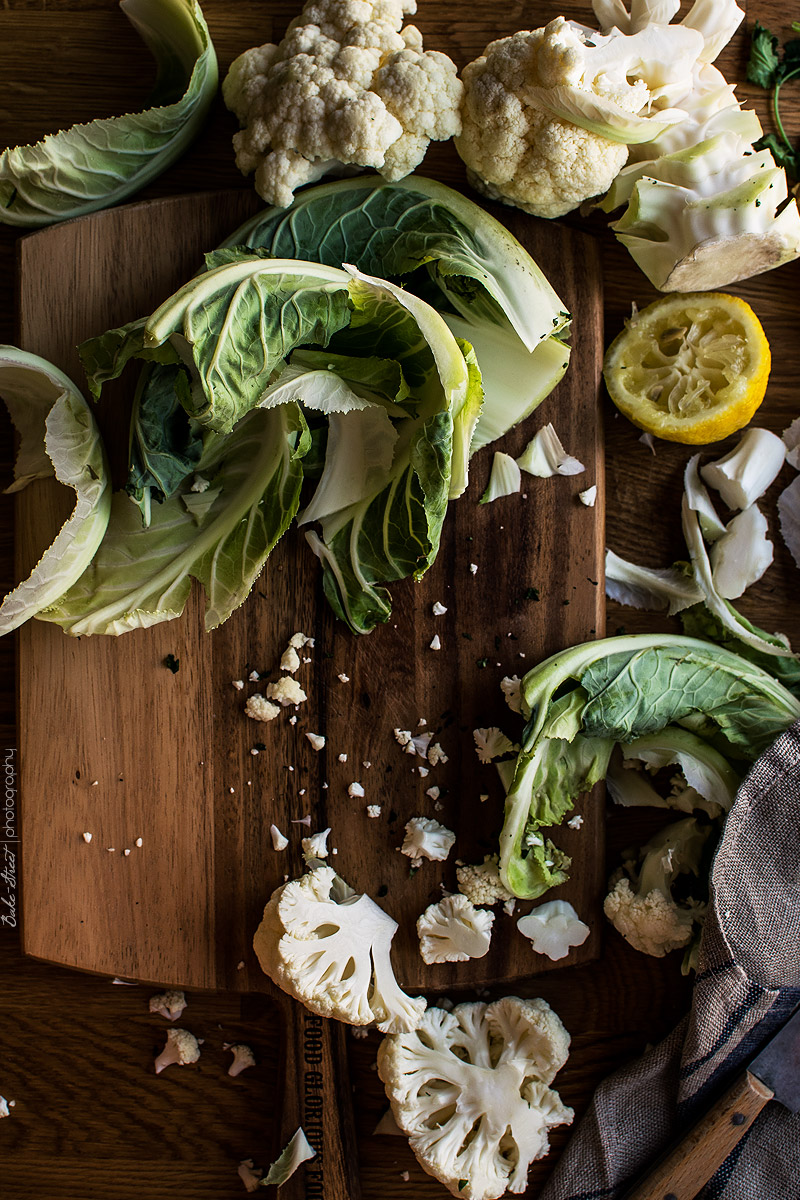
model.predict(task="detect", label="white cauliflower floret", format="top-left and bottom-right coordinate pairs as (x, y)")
top-left (224, 1041), bottom-right (257, 1077)
top-left (604, 876), bottom-right (698, 956)
top-left (253, 865), bottom-right (426, 1032)
top-left (473, 727), bottom-right (516, 764)
top-left (280, 646), bottom-right (301, 673)
top-left (223, 0), bottom-right (463, 207)
top-left (266, 676), bottom-right (308, 707)
top-left (417, 894), bottom-right (495, 964)
top-left (245, 693), bottom-right (281, 723)
top-left (456, 855), bottom-right (514, 907)
top-left (378, 997), bottom-right (574, 1200)
top-left (517, 899), bottom-right (591, 961)
top-left (456, 16), bottom-right (702, 219)
top-left (154, 1028), bottom-right (201, 1074)
top-left (401, 817), bottom-right (456, 863)
top-left (148, 989), bottom-right (187, 1020)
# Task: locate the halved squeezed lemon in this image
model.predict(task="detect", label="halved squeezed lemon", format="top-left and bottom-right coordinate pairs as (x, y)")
top-left (603, 292), bottom-right (771, 444)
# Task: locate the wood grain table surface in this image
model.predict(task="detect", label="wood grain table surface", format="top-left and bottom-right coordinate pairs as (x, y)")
top-left (0, 2), bottom-right (798, 1198)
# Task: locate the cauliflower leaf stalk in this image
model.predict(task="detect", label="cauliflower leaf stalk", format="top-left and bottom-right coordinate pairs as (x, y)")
top-left (378, 997), bottom-right (574, 1200)
top-left (498, 633), bottom-right (800, 899)
top-left (253, 865), bottom-right (426, 1033)
top-left (604, 814), bottom-right (717, 971)
top-left (222, 0), bottom-right (463, 209)
top-left (0, 0), bottom-right (218, 227)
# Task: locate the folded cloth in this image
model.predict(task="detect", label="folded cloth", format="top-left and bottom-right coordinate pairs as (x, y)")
top-left (539, 721), bottom-right (800, 1200)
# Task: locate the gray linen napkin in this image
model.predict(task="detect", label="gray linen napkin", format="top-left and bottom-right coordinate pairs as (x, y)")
top-left (539, 721), bottom-right (800, 1200)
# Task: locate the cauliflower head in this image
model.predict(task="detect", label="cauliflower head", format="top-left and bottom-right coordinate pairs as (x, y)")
top-left (416, 894), bottom-right (494, 964)
top-left (604, 875), bottom-right (699, 957)
top-left (455, 15), bottom-right (705, 219)
top-left (223, 0), bottom-right (463, 207)
top-left (253, 865), bottom-right (426, 1032)
top-left (378, 997), bottom-right (573, 1199)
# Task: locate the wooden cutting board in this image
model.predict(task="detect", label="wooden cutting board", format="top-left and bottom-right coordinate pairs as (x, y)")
top-left (16, 187), bottom-right (604, 992)
top-left (14, 188), bottom-right (603, 1195)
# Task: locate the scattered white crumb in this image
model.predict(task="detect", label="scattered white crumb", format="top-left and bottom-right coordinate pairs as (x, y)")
top-left (271, 825), bottom-right (289, 851)
top-left (245, 694), bottom-right (281, 723)
top-left (579, 485), bottom-right (597, 507)
top-left (366, 805), bottom-right (381, 818)
top-left (428, 743), bottom-right (448, 766)
top-left (362, 760), bottom-right (371, 769)
top-left (124, 848), bottom-right (131, 857)
top-left (394, 729), bottom-right (412, 746)
top-left (91, 780), bottom-right (99, 787)
top-left (229, 787), bottom-right (235, 794)
top-left (248, 670), bottom-right (260, 682)
top-left (567, 814), bottom-right (584, 830)
top-left (82, 832), bottom-right (93, 844)
top-left (426, 786), bottom-right (440, 801)
top-left (280, 646), bottom-right (301, 674)
top-left (338, 673), bottom-right (350, 683)
top-left (322, 782), bottom-right (328, 789)
top-left (287, 765), bottom-right (294, 772)
top-left (429, 634), bottom-right (441, 651)
top-left (418, 766), bottom-right (429, 778)
top-left (338, 753), bottom-right (348, 763)
top-left (418, 718), bottom-right (427, 727)
top-left (302, 828), bottom-right (331, 859)
top-left (306, 732), bottom-right (326, 751)
top-left (480, 794), bottom-right (489, 802)
top-left (351, 1027), bottom-right (370, 1039)
top-left (299, 788), bottom-right (306, 796)
top-left (401, 1171), bottom-right (410, 1182)
top-left (432, 602), bottom-right (447, 616)
top-left (237, 961), bottom-right (245, 971)
top-left (434, 801), bottom-right (444, 811)
top-left (232, 680), bottom-right (244, 691)
top-left (289, 632), bottom-right (314, 650)
top-left (469, 563), bottom-right (478, 575)
top-left (348, 782), bottom-right (365, 799)
top-left (503, 897), bottom-right (516, 916)
top-left (289, 715), bottom-right (297, 725)
top-left (238, 1159), bottom-right (263, 1193)
top-left (106, 847), bottom-right (115, 853)
top-left (639, 431), bottom-right (656, 454)
top-left (250, 748), bottom-right (259, 756)
top-left (266, 677), bottom-right (307, 707)
top-left (190, 474), bottom-right (210, 493)
top-left (291, 815), bottom-right (312, 827)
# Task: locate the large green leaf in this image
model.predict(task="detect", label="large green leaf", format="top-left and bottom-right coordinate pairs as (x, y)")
top-left (39, 404), bottom-right (307, 635)
top-left (0, 347), bottom-right (111, 633)
top-left (0, 0), bottom-right (218, 227)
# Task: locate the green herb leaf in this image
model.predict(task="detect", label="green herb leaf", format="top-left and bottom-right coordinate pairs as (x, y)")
top-left (747, 20), bottom-right (781, 88)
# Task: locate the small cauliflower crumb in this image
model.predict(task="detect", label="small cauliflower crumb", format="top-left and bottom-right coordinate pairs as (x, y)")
top-left (500, 675), bottom-right (522, 714)
top-left (238, 1159), bottom-right (263, 1193)
top-left (338, 753), bottom-right (348, 763)
top-left (248, 670), bottom-right (260, 682)
top-left (302, 828), bottom-right (331, 861)
top-left (394, 728), bottom-right (412, 747)
top-left (418, 765), bottom-right (430, 777)
top-left (135, 837), bottom-right (143, 848)
top-left (429, 634), bottom-right (441, 651)
top-left (280, 646), bottom-right (301, 673)
top-left (366, 805), bottom-right (382, 819)
top-left (579, 485), bottom-right (597, 507)
top-left (232, 679), bottom-right (244, 690)
top-left (337, 673), bottom-right (350, 683)
top-left (245, 694), bottom-right (281, 723)
top-left (432, 602), bottom-right (447, 616)
top-left (306, 732), bottom-right (326, 751)
top-left (348, 782), bottom-right (365, 799)
top-left (426, 786), bottom-right (440, 801)
top-left (469, 562), bottom-right (478, 574)
top-left (266, 677), bottom-right (307, 707)
top-left (82, 832), bottom-right (93, 843)
top-left (401, 817), bottom-right (456, 863)
top-left (190, 474), bottom-right (211, 493)
top-left (271, 824), bottom-right (289, 851)
top-left (473, 727), bottom-right (517, 763)
top-left (289, 632), bottom-right (314, 650)
top-left (427, 742), bottom-right (448, 766)
top-left (149, 990), bottom-right (187, 1021)
top-left (0, 1098), bottom-right (10, 1119)
top-left (567, 815), bottom-right (584, 830)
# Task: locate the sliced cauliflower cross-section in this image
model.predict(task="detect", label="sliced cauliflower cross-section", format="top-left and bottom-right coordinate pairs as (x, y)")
top-left (417, 894), bottom-right (495, 964)
top-left (401, 817), bottom-right (456, 863)
top-left (222, 0), bottom-right (463, 208)
top-left (378, 997), bottom-right (574, 1200)
top-left (253, 865), bottom-right (426, 1032)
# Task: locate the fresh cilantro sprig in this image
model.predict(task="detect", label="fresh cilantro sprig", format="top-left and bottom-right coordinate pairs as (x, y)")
top-left (747, 19), bottom-right (800, 182)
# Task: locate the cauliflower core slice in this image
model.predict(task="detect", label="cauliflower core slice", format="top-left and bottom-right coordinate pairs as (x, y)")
top-left (417, 894), bottom-right (494, 964)
top-left (253, 866), bottom-right (426, 1033)
top-left (222, 0), bottom-right (463, 207)
top-left (378, 997), bottom-right (574, 1200)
